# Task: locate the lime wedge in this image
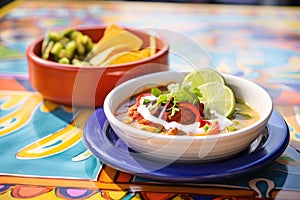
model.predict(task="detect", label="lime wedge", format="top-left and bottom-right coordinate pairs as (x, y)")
top-left (198, 82), bottom-right (236, 117)
top-left (182, 69), bottom-right (225, 89)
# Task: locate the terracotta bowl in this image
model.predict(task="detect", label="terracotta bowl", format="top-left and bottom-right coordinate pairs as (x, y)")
top-left (26, 26), bottom-right (169, 107)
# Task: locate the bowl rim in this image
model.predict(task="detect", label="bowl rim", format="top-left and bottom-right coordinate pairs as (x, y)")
top-left (26, 25), bottom-right (169, 70)
top-left (104, 70), bottom-right (273, 141)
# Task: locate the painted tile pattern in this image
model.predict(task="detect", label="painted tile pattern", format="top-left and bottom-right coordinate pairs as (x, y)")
top-left (0, 1), bottom-right (300, 199)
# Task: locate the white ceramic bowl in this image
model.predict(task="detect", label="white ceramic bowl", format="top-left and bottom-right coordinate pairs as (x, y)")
top-left (103, 71), bottom-right (273, 162)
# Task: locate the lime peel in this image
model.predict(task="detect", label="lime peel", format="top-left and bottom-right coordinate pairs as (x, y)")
top-left (183, 69), bottom-right (236, 118)
top-left (182, 68), bottom-right (225, 89)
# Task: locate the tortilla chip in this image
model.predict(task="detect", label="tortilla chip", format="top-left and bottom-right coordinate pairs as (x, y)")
top-left (109, 51), bottom-right (144, 65)
top-left (86, 24), bottom-right (158, 66)
top-left (89, 44), bottom-right (131, 66)
top-left (87, 24), bottom-right (143, 64)
top-left (134, 47), bottom-right (151, 58)
top-left (100, 24), bottom-right (126, 42)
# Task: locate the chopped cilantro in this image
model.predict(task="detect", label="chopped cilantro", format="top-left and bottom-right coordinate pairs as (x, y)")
top-left (142, 98), bottom-right (152, 105)
top-left (168, 83), bottom-right (202, 104)
top-left (151, 87), bottom-right (162, 97)
top-left (146, 82), bottom-right (203, 118)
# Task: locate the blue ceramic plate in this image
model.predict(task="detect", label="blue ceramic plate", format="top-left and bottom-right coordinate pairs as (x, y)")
top-left (83, 109), bottom-right (289, 182)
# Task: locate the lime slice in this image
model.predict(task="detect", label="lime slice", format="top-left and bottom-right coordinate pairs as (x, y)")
top-left (182, 69), bottom-right (225, 89)
top-left (198, 82), bottom-right (236, 117)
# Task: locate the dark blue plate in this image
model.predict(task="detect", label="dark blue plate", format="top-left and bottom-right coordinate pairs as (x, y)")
top-left (83, 109), bottom-right (289, 182)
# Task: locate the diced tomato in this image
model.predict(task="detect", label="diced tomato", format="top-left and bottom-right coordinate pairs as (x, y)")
top-left (200, 120), bottom-right (211, 128)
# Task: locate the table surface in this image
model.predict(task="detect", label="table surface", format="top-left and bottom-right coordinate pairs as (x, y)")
top-left (0, 0), bottom-right (300, 199)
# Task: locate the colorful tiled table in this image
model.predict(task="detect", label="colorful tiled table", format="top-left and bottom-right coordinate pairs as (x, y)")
top-left (0, 1), bottom-right (300, 199)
